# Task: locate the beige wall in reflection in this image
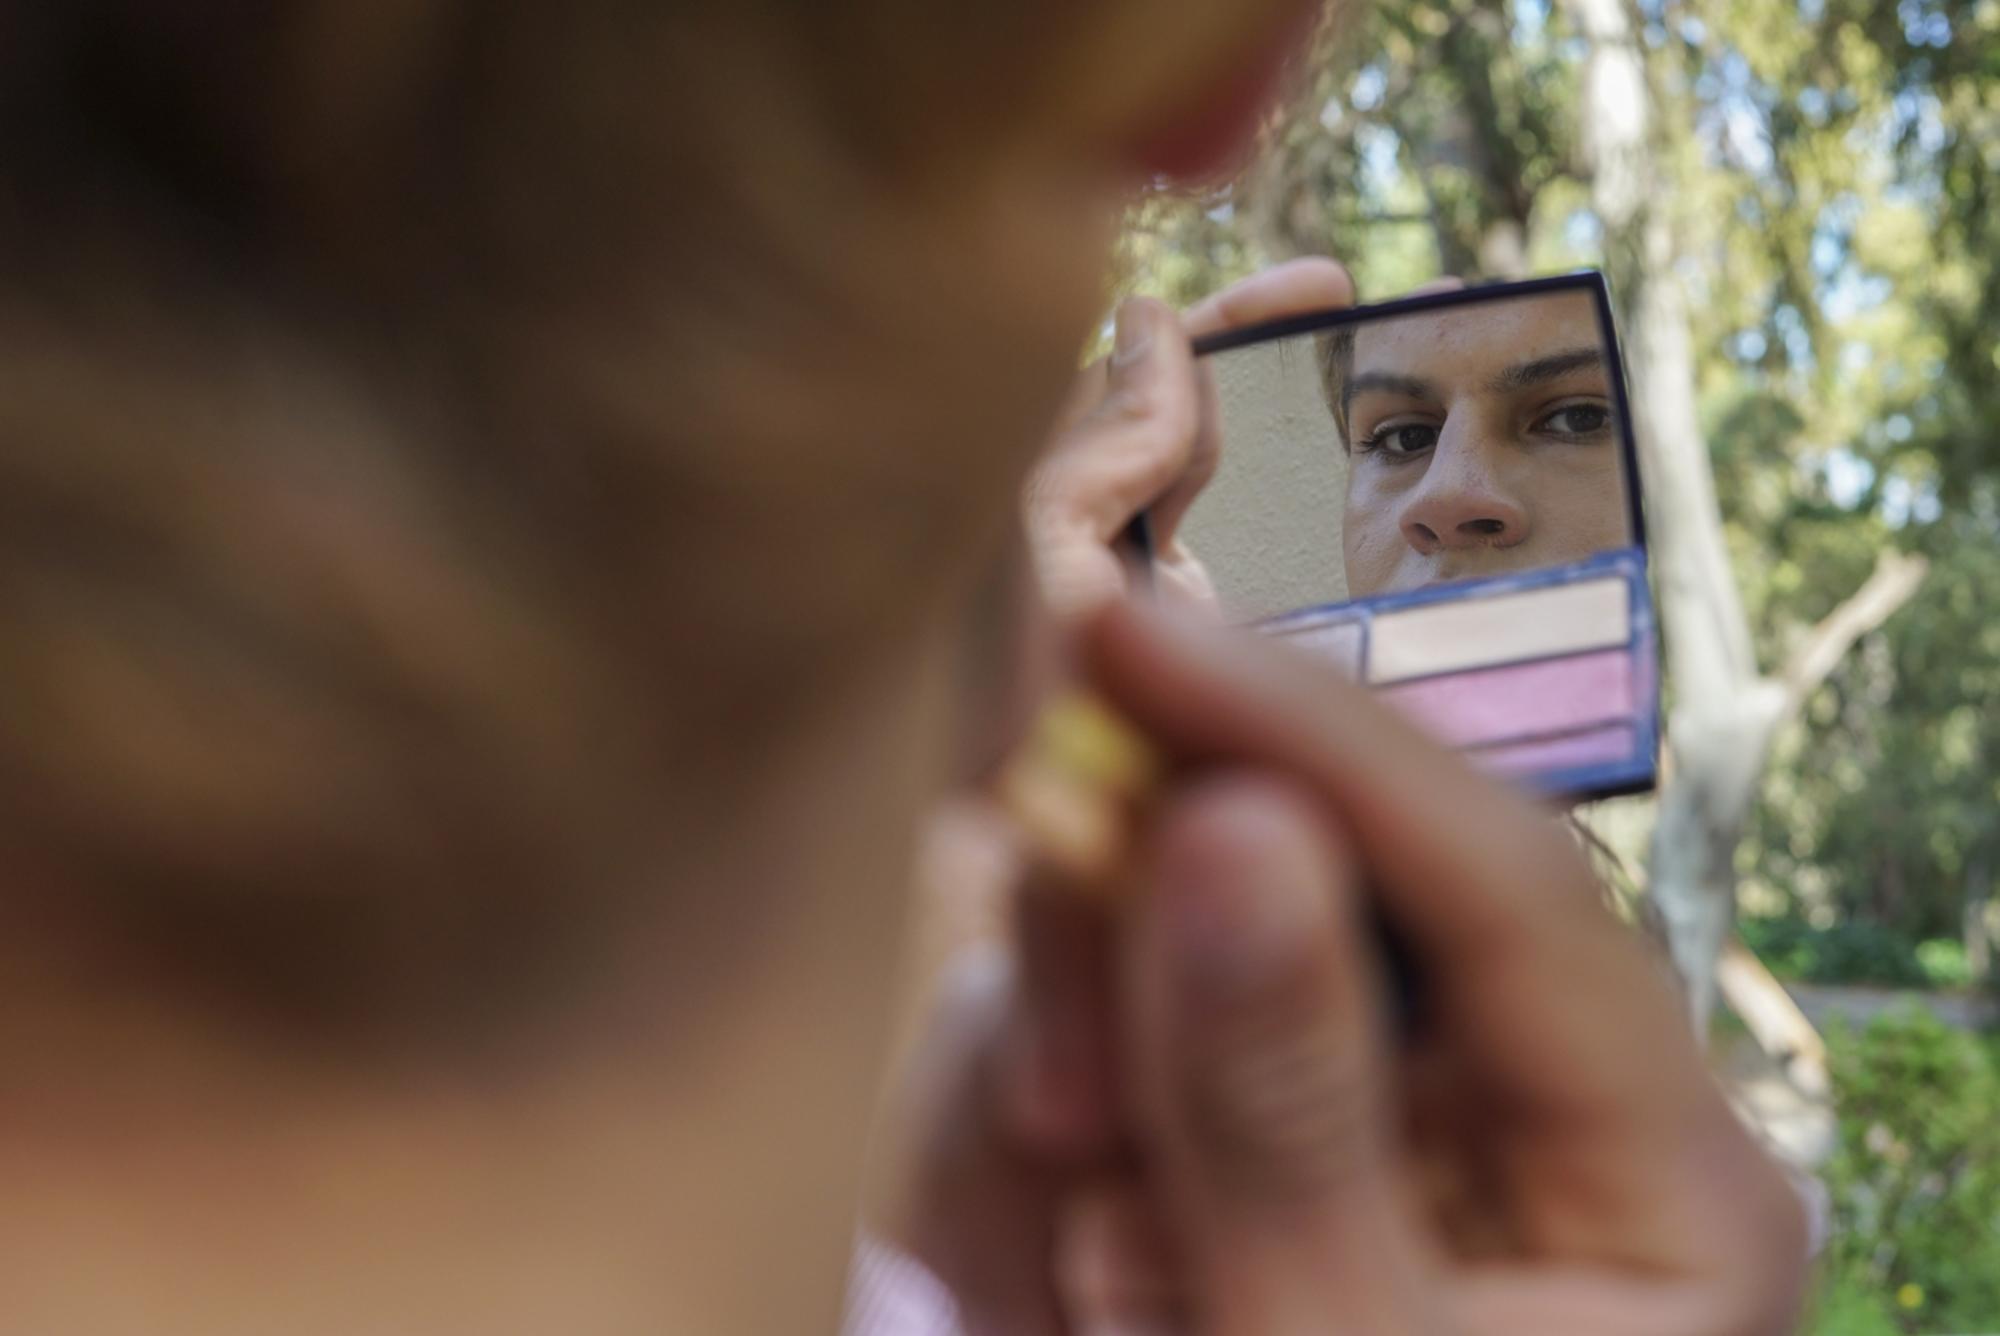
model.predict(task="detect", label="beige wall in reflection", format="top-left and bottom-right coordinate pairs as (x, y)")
top-left (1181, 337), bottom-right (1350, 622)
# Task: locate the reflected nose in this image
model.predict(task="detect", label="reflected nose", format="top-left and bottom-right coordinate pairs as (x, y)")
top-left (1397, 429), bottom-right (1529, 556)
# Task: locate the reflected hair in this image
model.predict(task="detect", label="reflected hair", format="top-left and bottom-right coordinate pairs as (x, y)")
top-left (1316, 325), bottom-right (1357, 450)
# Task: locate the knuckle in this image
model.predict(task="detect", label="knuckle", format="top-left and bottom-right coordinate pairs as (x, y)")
top-left (1103, 381), bottom-right (1194, 449)
top-left (1182, 997), bottom-right (1383, 1203)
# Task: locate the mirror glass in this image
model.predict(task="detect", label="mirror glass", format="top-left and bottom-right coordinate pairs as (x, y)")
top-left (1175, 279), bottom-right (1655, 801)
top-left (1182, 284), bottom-right (1634, 622)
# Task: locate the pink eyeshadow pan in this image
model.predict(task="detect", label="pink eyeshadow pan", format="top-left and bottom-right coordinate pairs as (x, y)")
top-left (1378, 647), bottom-right (1635, 751)
top-left (1473, 724), bottom-right (1639, 778)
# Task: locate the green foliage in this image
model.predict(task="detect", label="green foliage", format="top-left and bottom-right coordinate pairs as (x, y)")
top-left (1813, 1011), bottom-right (2000, 1332)
top-left (1741, 918), bottom-right (1980, 990)
top-left (1812, 1276), bottom-right (1906, 1336)
top-left (1741, 918), bottom-right (1921, 988)
top-left (1119, 0), bottom-right (1600, 299)
top-left (1681, 0), bottom-right (2000, 953)
top-left (1912, 939), bottom-right (1974, 991)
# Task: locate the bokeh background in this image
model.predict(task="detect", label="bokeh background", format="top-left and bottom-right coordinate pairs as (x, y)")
top-left (1116, 2), bottom-right (2000, 1331)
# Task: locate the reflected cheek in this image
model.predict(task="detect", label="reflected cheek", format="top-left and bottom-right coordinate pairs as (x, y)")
top-left (1341, 493), bottom-right (1400, 596)
top-left (1578, 468), bottom-right (1633, 549)
top-left (1522, 454), bottom-right (1629, 562)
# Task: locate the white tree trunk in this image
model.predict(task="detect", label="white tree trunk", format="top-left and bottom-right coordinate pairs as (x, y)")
top-left (1563, 0), bottom-right (1927, 1034)
top-left (1967, 853), bottom-right (1994, 984)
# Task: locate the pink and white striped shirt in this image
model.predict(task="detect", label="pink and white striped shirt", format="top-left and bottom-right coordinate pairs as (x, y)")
top-left (841, 1237), bottom-right (963, 1336)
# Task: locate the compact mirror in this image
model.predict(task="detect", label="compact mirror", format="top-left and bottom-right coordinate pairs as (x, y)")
top-left (1167, 273), bottom-right (1657, 801)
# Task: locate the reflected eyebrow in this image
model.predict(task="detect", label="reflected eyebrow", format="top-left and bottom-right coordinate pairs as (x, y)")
top-left (1487, 347), bottom-right (1605, 392)
top-left (1341, 372), bottom-right (1439, 420)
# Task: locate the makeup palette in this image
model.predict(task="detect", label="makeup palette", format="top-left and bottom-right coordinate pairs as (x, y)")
top-left (1151, 271), bottom-right (1660, 802)
top-left (1263, 549), bottom-right (1656, 797)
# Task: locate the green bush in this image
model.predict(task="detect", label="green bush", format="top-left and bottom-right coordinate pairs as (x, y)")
top-left (1740, 918), bottom-right (1981, 990)
top-left (1812, 1276), bottom-right (1905, 1336)
top-left (1742, 918), bottom-right (1930, 987)
top-left (1911, 939), bottom-right (1974, 990)
top-left (1811, 1010), bottom-right (2000, 1333)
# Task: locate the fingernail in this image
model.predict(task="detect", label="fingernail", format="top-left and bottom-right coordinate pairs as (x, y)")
top-left (1111, 302), bottom-right (1156, 371)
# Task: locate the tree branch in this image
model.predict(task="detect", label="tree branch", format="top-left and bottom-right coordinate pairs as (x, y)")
top-left (1779, 550), bottom-right (1930, 707)
top-left (1717, 940), bottom-right (1830, 1100)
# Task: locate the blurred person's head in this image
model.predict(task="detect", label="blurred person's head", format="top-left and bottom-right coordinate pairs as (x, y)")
top-left (1317, 291), bottom-right (1627, 597)
top-left (0, 0), bottom-right (1323, 1328)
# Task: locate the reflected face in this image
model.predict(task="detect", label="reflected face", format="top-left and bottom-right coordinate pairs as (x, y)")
top-left (1330, 292), bottom-right (1628, 598)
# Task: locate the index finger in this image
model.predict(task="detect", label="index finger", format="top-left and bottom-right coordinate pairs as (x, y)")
top-left (1081, 600), bottom-right (1710, 1129)
top-left (1180, 257), bottom-right (1355, 340)
top-left (1151, 258), bottom-right (1356, 548)
top-left (1055, 257), bottom-right (1355, 440)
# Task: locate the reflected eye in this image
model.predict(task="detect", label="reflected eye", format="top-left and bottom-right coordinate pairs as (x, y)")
top-left (1535, 403), bottom-right (1613, 438)
top-left (1355, 421), bottom-right (1439, 458)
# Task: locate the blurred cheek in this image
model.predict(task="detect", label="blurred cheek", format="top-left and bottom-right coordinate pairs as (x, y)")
top-left (953, 534), bottom-right (1061, 785)
top-left (895, 165), bottom-right (1120, 777)
top-left (847, 167), bottom-right (1123, 618)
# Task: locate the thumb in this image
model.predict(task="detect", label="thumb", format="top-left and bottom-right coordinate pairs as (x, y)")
top-left (1123, 774), bottom-right (1431, 1336)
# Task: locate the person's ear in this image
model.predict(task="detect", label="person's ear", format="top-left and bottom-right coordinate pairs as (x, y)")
top-left (1114, 0), bottom-right (1321, 184)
